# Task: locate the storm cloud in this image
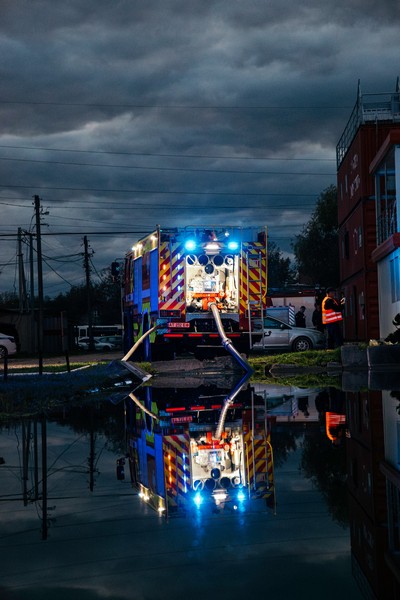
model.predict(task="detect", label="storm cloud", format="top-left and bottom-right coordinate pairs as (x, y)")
top-left (0, 0), bottom-right (399, 295)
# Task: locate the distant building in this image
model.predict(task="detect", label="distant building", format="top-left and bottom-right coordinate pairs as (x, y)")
top-left (268, 285), bottom-right (317, 327)
top-left (0, 308), bottom-right (72, 354)
top-left (336, 79), bottom-right (400, 341)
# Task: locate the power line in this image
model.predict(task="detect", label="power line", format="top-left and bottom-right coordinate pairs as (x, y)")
top-left (0, 227), bottom-right (305, 240)
top-left (41, 256), bottom-right (75, 287)
top-left (0, 199), bottom-right (319, 209)
top-left (0, 183), bottom-right (329, 197)
top-left (0, 143), bottom-right (337, 162)
top-left (0, 155), bottom-right (335, 176)
top-left (0, 99), bottom-right (352, 109)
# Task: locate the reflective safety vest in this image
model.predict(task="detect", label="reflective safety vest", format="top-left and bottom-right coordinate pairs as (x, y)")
top-left (322, 296), bottom-right (343, 325)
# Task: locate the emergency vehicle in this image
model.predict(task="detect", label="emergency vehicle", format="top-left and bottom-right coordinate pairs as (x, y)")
top-left (123, 225), bottom-right (270, 359)
top-left (126, 378), bottom-right (275, 516)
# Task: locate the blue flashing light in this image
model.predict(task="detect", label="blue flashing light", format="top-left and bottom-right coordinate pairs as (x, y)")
top-left (184, 239), bottom-right (197, 252)
top-left (227, 241), bottom-right (239, 251)
top-left (194, 492), bottom-right (203, 508)
top-left (237, 490), bottom-right (246, 502)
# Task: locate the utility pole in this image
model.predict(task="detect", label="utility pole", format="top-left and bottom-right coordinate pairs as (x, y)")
top-left (17, 228), bottom-right (29, 312)
top-left (34, 195), bottom-right (44, 375)
top-left (112, 258), bottom-right (125, 333)
top-left (83, 236), bottom-right (95, 351)
top-left (29, 232), bottom-right (36, 353)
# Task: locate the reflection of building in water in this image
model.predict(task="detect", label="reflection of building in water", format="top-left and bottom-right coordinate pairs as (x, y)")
top-left (252, 383), bottom-right (321, 423)
top-left (345, 387), bottom-right (400, 598)
top-left (125, 383), bottom-right (275, 515)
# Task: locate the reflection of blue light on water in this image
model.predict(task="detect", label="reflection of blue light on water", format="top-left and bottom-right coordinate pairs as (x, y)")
top-left (227, 240), bottom-right (239, 251)
top-left (237, 490), bottom-right (246, 502)
top-left (182, 455), bottom-right (187, 493)
top-left (194, 492), bottom-right (203, 508)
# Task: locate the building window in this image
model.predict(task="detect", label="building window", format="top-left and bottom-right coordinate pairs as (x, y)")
top-left (375, 148), bottom-right (397, 245)
top-left (390, 256), bottom-right (400, 302)
top-left (344, 231), bottom-right (349, 259)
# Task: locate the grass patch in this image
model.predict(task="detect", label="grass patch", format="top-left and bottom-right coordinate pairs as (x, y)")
top-left (248, 348), bottom-right (341, 380)
top-left (249, 348), bottom-right (341, 368)
top-left (252, 373), bottom-right (342, 388)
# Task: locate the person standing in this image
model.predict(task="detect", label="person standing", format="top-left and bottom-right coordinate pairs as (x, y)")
top-left (295, 306), bottom-right (306, 327)
top-left (322, 288), bottom-right (344, 349)
top-left (312, 302), bottom-right (325, 333)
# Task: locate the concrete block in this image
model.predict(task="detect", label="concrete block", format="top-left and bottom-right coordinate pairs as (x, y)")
top-left (341, 370), bottom-right (368, 392)
top-left (367, 344), bottom-right (400, 371)
top-left (341, 345), bottom-right (368, 369)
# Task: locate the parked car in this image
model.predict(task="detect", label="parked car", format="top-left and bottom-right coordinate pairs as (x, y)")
top-left (78, 336), bottom-right (119, 351)
top-left (77, 336), bottom-right (100, 349)
top-left (251, 315), bottom-right (326, 352)
top-left (96, 335), bottom-right (123, 350)
top-left (0, 332), bottom-right (18, 358)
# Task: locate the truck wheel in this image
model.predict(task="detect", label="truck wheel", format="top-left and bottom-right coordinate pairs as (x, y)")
top-left (292, 337), bottom-right (312, 352)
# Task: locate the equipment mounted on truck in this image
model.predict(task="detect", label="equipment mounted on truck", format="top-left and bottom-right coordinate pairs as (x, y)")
top-left (123, 225), bottom-right (270, 359)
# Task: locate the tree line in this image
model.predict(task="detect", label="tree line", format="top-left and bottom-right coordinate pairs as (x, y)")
top-left (0, 185), bottom-right (339, 319)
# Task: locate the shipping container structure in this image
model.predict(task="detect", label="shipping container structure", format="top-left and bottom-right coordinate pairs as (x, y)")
top-left (336, 80), bottom-right (400, 342)
top-left (123, 225), bottom-right (269, 359)
top-left (369, 130), bottom-right (400, 338)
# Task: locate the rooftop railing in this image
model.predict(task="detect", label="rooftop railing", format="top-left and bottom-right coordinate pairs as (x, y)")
top-left (336, 92), bottom-right (400, 168)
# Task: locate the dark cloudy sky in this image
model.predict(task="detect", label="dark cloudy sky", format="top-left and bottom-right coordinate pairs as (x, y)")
top-left (1, 0), bottom-right (399, 297)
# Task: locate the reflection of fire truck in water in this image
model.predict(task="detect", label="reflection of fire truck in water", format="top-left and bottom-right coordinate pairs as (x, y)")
top-left (123, 225), bottom-right (270, 359)
top-left (126, 381), bottom-right (275, 515)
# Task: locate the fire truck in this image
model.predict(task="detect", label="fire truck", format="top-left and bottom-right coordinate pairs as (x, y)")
top-left (123, 225), bottom-right (270, 359)
top-left (126, 377), bottom-right (275, 515)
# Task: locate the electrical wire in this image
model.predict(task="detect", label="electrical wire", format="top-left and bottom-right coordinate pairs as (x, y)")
top-left (0, 99), bottom-right (351, 109)
top-left (0, 183), bottom-right (332, 197)
top-left (0, 199), bottom-right (320, 211)
top-left (0, 155), bottom-right (335, 176)
top-left (0, 143), bottom-right (337, 162)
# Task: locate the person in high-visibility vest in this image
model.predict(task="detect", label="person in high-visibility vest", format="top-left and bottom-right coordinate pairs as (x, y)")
top-left (322, 287), bottom-right (345, 349)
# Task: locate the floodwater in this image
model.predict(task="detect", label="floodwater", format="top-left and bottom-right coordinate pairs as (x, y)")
top-left (1, 365), bottom-right (397, 600)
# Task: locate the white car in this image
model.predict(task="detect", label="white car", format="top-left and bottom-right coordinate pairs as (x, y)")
top-left (0, 333), bottom-right (17, 358)
top-left (78, 336), bottom-right (118, 351)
